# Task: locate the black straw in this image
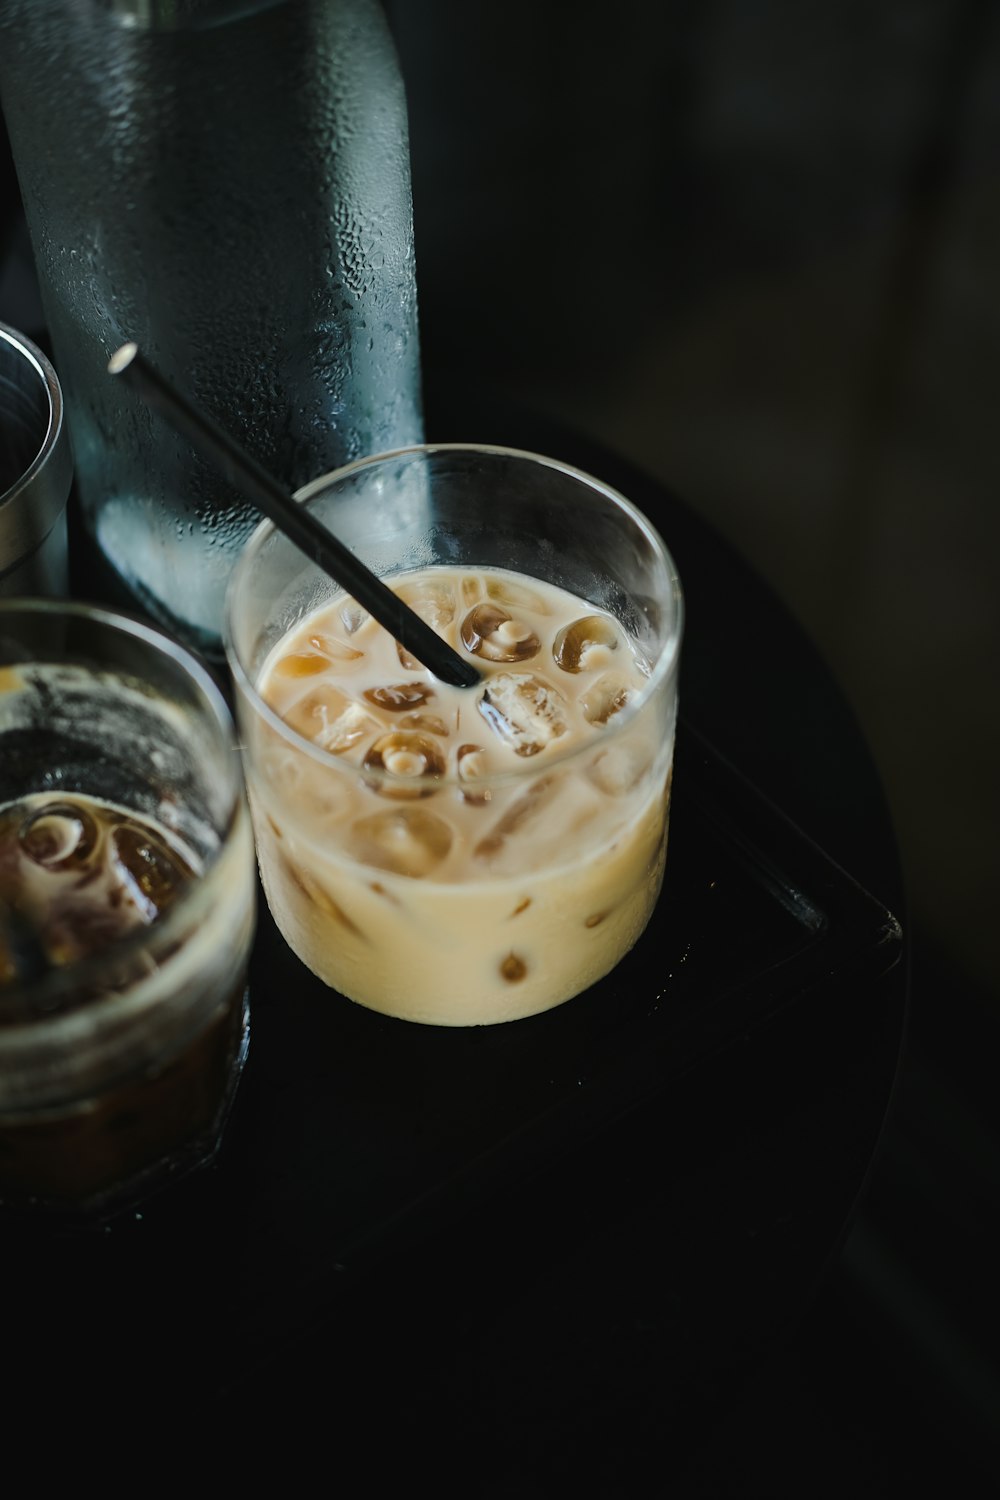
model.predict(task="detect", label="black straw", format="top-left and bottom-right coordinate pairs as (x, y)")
top-left (107, 343), bottom-right (480, 689)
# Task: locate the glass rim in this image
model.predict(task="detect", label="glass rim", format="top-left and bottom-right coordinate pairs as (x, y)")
top-left (0, 595), bottom-right (246, 1032)
top-left (0, 320), bottom-right (70, 546)
top-left (222, 441), bottom-right (685, 791)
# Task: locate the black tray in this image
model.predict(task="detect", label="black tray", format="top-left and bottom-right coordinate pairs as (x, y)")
top-left (4, 716), bottom-right (903, 1410)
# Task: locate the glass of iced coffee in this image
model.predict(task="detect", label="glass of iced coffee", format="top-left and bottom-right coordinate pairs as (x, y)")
top-left (224, 444), bottom-right (682, 1026)
top-left (0, 599), bottom-right (256, 1220)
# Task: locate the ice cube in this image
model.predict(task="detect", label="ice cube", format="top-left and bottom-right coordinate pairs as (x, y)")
top-left (308, 631), bottom-right (365, 662)
top-left (279, 853), bottom-right (365, 935)
top-left (460, 573), bottom-right (484, 607)
top-left (363, 682), bottom-right (436, 712)
top-left (552, 614), bottom-right (620, 673)
top-left (395, 576), bottom-right (456, 629)
top-left (18, 800), bottom-right (98, 871)
top-left (270, 633), bottom-right (363, 680)
top-left (110, 822), bottom-right (194, 922)
top-left (477, 672), bottom-right (568, 756)
top-left (460, 602), bottom-right (540, 663)
top-left (474, 775), bottom-right (558, 859)
top-left (283, 684), bottom-right (377, 754)
top-left (363, 730), bottom-right (446, 797)
top-left (486, 576), bottom-right (550, 614)
top-left (587, 741), bottom-right (652, 796)
top-left (349, 806), bottom-right (453, 878)
top-left (273, 747), bottom-right (355, 830)
top-left (394, 579), bottom-right (456, 669)
top-left (339, 598), bottom-right (369, 635)
top-left (475, 774), bottom-right (605, 869)
top-left (270, 650), bottom-right (330, 680)
top-left (579, 672), bottom-right (636, 725)
top-left (456, 742), bottom-right (491, 804)
top-left (398, 711), bottom-right (450, 737)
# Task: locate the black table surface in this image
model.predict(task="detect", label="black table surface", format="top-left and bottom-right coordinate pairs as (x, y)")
top-left (2, 373), bottom-right (908, 1479)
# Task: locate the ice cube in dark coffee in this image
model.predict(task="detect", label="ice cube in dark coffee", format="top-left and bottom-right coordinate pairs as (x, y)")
top-left (0, 792), bottom-right (197, 974)
top-left (0, 789), bottom-right (249, 1219)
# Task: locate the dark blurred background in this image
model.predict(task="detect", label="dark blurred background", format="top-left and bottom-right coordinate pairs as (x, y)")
top-left (393, 2), bottom-right (1000, 1489)
top-left (3, 0), bottom-right (999, 1490)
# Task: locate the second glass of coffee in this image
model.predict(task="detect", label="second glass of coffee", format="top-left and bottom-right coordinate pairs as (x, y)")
top-left (0, 600), bottom-right (256, 1220)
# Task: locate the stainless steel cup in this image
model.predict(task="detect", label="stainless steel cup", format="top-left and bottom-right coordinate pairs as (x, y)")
top-left (0, 320), bottom-right (72, 598)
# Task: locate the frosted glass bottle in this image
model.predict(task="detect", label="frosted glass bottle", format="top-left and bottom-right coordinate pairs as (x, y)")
top-left (0, 0), bottom-right (423, 655)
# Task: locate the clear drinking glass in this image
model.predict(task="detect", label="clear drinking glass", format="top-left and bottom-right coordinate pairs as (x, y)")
top-left (0, 599), bottom-right (256, 1220)
top-left (0, 320), bottom-right (72, 599)
top-left (224, 444), bottom-right (683, 1026)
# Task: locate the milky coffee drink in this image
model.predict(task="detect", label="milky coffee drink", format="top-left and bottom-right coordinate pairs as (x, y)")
top-left (250, 566), bottom-right (673, 1025)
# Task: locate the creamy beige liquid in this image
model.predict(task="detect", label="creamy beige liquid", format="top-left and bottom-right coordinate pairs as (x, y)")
top-left (250, 566), bottom-right (673, 1024)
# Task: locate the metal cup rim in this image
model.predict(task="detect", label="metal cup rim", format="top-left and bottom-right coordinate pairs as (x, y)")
top-left (0, 320), bottom-right (73, 564)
